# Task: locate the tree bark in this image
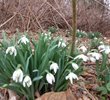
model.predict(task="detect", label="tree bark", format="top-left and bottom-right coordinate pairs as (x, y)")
top-left (71, 0), bottom-right (77, 56)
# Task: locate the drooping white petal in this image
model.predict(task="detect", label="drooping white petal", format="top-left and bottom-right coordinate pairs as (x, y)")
top-left (46, 73), bottom-right (55, 84)
top-left (89, 56), bottom-right (96, 63)
top-left (6, 46), bottom-right (17, 56)
top-left (50, 62), bottom-right (59, 73)
top-left (65, 72), bottom-right (78, 84)
top-left (105, 50), bottom-right (110, 54)
top-left (72, 63), bottom-right (79, 70)
top-left (98, 45), bottom-right (105, 52)
top-left (12, 69), bottom-right (23, 83)
top-left (104, 46), bottom-right (110, 54)
top-left (78, 45), bottom-right (87, 53)
top-left (23, 76), bottom-right (32, 87)
top-left (18, 35), bottom-right (29, 44)
top-left (58, 41), bottom-right (66, 48)
top-left (99, 41), bottom-right (104, 45)
top-left (87, 52), bottom-right (102, 60)
top-left (74, 54), bottom-right (88, 62)
top-left (98, 45), bottom-right (110, 54)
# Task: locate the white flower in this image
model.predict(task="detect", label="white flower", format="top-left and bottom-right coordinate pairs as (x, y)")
top-left (12, 69), bottom-right (23, 83)
top-left (46, 73), bottom-right (55, 84)
top-left (18, 35), bottom-right (29, 44)
top-left (58, 41), bottom-right (66, 48)
top-left (6, 46), bottom-right (17, 56)
top-left (72, 63), bottom-right (79, 70)
top-left (42, 32), bottom-right (51, 40)
top-left (98, 45), bottom-right (105, 52)
top-left (74, 54), bottom-right (88, 62)
top-left (50, 62), bottom-right (59, 73)
top-left (94, 37), bottom-right (98, 40)
top-left (77, 29), bottom-right (80, 32)
top-left (78, 45), bottom-right (87, 53)
top-left (65, 72), bottom-right (78, 84)
top-left (23, 76), bottom-right (32, 87)
top-left (99, 41), bottom-right (104, 44)
top-left (87, 52), bottom-right (102, 60)
top-left (105, 46), bottom-right (110, 54)
top-left (89, 56), bottom-right (96, 63)
top-left (98, 45), bottom-right (110, 54)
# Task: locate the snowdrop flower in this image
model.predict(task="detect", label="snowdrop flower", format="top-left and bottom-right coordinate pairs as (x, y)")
top-left (65, 72), bottom-right (78, 84)
top-left (89, 56), bottom-right (96, 63)
top-left (74, 54), bottom-right (88, 62)
top-left (94, 37), bottom-right (98, 40)
top-left (58, 41), bottom-right (66, 48)
top-left (23, 76), bottom-right (32, 87)
top-left (12, 69), bottom-right (23, 83)
top-left (98, 45), bottom-right (110, 54)
top-left (77, 29), bottom-right (80, 32)
top-left (98, 45), bottom-right (105, 52)
top-left (104, 46), bottom-right (110, 54)
top-left (99, 41), bottom-right (104, 44)
top-left (87, 52), bottom-right (102, 60)
top-left (72, 63), bottom-right (79, 70)
top-left (50, 62), bottom-right (59, 73)
top-left (46, 72), bottom-right (55, 84)
top-left (42, 32), bottom-right (51, 40)
top-left (6, 46), bottom-right (17, 56)
top-left (18, 35), bottom-right (29, 44)
top-left (78, 45), bottom-right (87, 53)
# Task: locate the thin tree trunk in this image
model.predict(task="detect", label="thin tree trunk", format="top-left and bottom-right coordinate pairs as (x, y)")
top-left (71, 0), bottom-right (77, 56)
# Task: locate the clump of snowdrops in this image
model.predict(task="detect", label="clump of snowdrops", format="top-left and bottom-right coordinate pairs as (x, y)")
top-left (0, 31), bottom-right (83, 100)
top-left (76, 31), bottom-right (110, 97)
top-left (0, 29), bottom-right (107, 99)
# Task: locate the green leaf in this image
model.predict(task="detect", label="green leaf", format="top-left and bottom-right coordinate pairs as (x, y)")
top-left (25, 54), bottom-right (32, 73)
top-left (97, 86), bottom-right (108, 95)
top-left (17, 49), bottom-right (25, 67)
top-left (33, 76), bottom-right (43, 82)
top-left (106, 82), bottom-right (110, 91)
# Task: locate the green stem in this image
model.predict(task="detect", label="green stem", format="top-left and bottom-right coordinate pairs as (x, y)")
top-left (71, 0), bottom-right (77, 56)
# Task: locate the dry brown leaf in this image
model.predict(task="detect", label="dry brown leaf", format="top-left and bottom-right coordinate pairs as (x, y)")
top-left (82, 72), bottom-right (95, 77)
top-left (36, 89), bottom-right (77, 100)
top-left (82, 95), bottom-right (90, 100)
top-left (78, 98), bottom-right (83, 100)
top-left (8, 90), bottom-right (19, 100)
top-left (85, 84), bottom-right (99, 90)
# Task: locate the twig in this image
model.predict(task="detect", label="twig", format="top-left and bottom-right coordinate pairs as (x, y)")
top-left (27, 6), bottom-right (44, 32)
top-left (79, 83), bottom-right (97, 100)
top-left (94, 0), bottom-right (110, 11)
top-left (46, 1), bottom-right (72, 30)
top-left (83, 85), bottom-right (97, 100)
top-left (0, 12), bottom-right (17, 28)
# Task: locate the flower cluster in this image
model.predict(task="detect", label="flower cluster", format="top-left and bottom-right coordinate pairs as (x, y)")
top-left (74, 52), bottom-right (102, 63)
top-left (75, 43), bottom-right (104, 63)
top-left (46, 62), bottom-right (79, 84)
top-left (1, 33), bottom-right (81, 99)
top-left (6, 36), bottom-right (29, 57)
top-left (12, 68), bottom-right (32, 87)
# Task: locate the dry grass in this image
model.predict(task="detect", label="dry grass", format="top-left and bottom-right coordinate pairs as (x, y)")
top-left (0, 0), bottom-right (110, 35)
